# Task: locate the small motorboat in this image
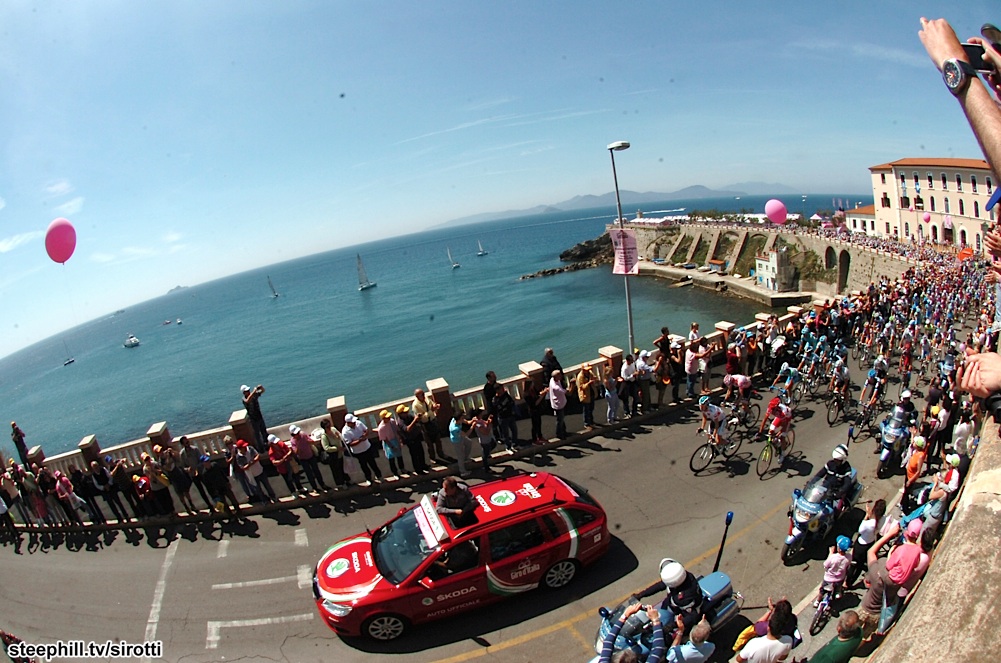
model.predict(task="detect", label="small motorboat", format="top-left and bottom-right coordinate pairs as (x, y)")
top-left (124, 334), bottom-right (141, 348)
top-left (163, 319), bottom-right (172, 325)
top-left (176, 318), bottom-right (183, 325)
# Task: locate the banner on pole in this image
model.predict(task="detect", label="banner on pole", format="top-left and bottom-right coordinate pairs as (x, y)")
top-left (610, 228), bottom-right (639, 275)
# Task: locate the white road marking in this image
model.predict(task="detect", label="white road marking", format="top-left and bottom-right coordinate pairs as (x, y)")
top-left (294, 528), bottom-right (308, 547)
top-left (206, 612), bottom-right (314, 649)
top-left (142, 539), bottom-right (178, 662)
top-left (216, 539), bottom-right (229, 559)
top-left (212, 565), bottom-right (313, 590)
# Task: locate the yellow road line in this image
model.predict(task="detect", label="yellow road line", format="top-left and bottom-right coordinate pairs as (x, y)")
top-left (567, 622), bottom-right (597, 656)
top-left (431, 497), bottom-right (790, 663)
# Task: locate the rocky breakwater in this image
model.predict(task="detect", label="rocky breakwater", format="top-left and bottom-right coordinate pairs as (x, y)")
top-left (520, 234), bottom-right (612, 280)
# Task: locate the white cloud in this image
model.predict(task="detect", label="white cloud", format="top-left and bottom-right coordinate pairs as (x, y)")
top-left (0, 230), bottom-right (44, 253)
top-left (791, 38), bottom-right (927, 69)
top-left (54, 197), bottom-right (84, 215)
top-left (45, 180), bottom-right (74, 197)
top-left (162, 231), bottom-right (183, 243)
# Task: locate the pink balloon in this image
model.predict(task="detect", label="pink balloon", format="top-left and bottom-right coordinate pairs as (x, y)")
top-left (922, 212), bottom-right (931, 223)
top-left (45, 217), bottom-right (76, 264)
top-left (765, 199), bottom-right (788, 225)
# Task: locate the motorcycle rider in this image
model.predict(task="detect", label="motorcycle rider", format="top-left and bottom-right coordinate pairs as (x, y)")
top-left (636, 558), bottom-right (708, 634)
top-left (879, 390), bottom-right (918, 455)
top-left (811, 444), bottom-right (853, 515)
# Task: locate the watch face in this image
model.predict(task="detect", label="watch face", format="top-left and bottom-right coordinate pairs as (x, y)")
top-left (944, 60), bottom-right (963, 89)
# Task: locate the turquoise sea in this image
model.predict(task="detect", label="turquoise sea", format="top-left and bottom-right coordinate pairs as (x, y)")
top-left (0, 195), bottom-right (855, 458)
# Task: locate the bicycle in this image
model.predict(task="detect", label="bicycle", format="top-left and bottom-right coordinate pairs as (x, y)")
top-left (689, 427), bottom-right (742, 473)
top-left (809, 582), bottom-right (840, 636)
top-left (756, 427), bottom-right (795, 476)
top-left (897, 368), bottom-right (912, 400)
top-left (725, 398), bottom-right (761, 431)
top-left (770, 382), bottom-right (802, 408)
top-left (826, 383), bottom-right (854, 426)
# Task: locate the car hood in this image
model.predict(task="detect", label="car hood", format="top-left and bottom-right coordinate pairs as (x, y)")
top-left (315, 534), bottom-right (383, 602)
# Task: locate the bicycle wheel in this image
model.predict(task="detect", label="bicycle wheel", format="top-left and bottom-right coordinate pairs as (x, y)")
top-left (745, 403), bottom-right (761, 429)
top-left (689, 443), bottom-right (715, 473)
top-left (826, 398), bottom-right (841, 426)
top-left (851, 343), bottom-right (861, 360)
top-left (808, 375), bottom-right (821, 396)
top-left (809, 601), bottom-right (830, 636)
top-left (721, 434), bottom-right (742, 458)
top-left (784, 428), bottom-right (796, 456)
top-left (756, 442), bottom-right (774, 476)
top-left (791, 383), bottom-right (805, 404)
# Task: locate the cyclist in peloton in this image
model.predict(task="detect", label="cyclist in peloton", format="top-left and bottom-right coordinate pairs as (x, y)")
top-left (698, 396), bottom-right (730, 446)
top-left (757, 396), bottom-right (793, 458)
top-left (864, 356), bottom-right (889, 408)
top-left (771, 362), bottom-right (801, 397)
top-left (828, 357), bottom-right (851, 400)
top-left (722, 373), bottom-right (752, 414)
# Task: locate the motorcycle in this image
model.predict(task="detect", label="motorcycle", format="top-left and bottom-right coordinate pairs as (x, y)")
top-left (876, 407), bottom-right (912, 479)
top-left (587, 572), bottom-right (743, 663)
top-left (781, 471), bottom-right (863, 563)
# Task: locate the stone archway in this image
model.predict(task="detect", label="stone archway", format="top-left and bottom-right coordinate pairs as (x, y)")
top-left (838, 250), bottom-right (851, 294)
top-left (825, 246), bottom-right (837, 269)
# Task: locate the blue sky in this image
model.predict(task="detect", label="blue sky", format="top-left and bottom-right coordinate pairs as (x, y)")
top-left (0, 0), bottom-right (994, 357)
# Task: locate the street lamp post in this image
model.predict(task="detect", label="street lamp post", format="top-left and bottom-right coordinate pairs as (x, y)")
top-left (607, 141), bottom-right (636, 354)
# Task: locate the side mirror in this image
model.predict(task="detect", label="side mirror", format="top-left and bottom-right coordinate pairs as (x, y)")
top-left (418, 577), bottom-right (434, 590)
top-left (598, 607), bottom-right (611, 620)
top-left (793, 489), bottom-right (802, 498)
top-left (397, 507), bottom-right (407, 517)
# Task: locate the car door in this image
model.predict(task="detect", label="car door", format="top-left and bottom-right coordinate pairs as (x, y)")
top-left (543, 506), bottom-right (608, 566)
top-left (484, 516), bottom-right (553, 596)
top-left (407, 536), bottom-right (489, 625)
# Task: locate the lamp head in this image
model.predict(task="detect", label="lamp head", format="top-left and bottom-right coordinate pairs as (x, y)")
top-left (607, 141), bottom-right (630, 151)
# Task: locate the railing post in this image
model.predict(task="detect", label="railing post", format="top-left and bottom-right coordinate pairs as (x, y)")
top-left (27, 445), bottom-right (46, 468)
top-left (596, 346), bottom-right (623, 379)
top-left (147, 422), bottom-right (173, 453)
top-left (78, 435), bottom-right (103, 467)
top-left (326, 396), bottom-right (348, 430)
top-left (228, 410), bottom-right (256, 447)
top-left (427, 378), bottom-right (453, 428)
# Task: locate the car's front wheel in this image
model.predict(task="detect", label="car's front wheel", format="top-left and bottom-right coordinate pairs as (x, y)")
top-left (542, 559), bottom-right (579, 589)
top-left (362, 613), bottom-right (409, 641)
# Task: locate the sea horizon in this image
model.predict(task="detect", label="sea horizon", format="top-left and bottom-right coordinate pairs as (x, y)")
top-left (0, 194), bottom-right (862, 460)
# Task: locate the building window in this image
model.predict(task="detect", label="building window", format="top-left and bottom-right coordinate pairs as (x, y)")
top-left (988, 177), bottom-right (994, 193)
top-left (852, 219), bottom-right (858, 229)
top-left (945, 197), bottom-right (951, 213)
top-left (941, 173), bottom-right (948, 189)
top-left (900, 196), bottom-right (910, 208)
top-left (959, 199), bottom-right (965, 215)
top-left (879, 173), bottom-right (885, 184)
top-left (900, 173), bottom-right (907, 187)
top-left (975, 201), bottom-right (981, 218)
top-left (905, 222), bottom-right (910, 237)
top-left (885, 222), bottom-right (891, 235)
top-left (881, 194), bottom-right (891, 208)
top-left (913, 172), bottom-right (920, 187)
top-left (956, 174), bottom-right (963, 191)
top-left (961, 229), bottom-right (968, 246)
top-left (927, 172), bottom-right (934, 189)
top-left (972, 175), bottom-right (978, 193)
top-left (930, 196), bottom-right (936, 211)
top-left (914, 196), bottom-right (924, 210)
top-left (977, 234), bottom-right (982, 252)
top-left (932, 225), bottom-right (939, 242)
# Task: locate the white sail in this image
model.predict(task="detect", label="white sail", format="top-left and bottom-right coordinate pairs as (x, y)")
top-left (357, 254), bottom-right (377, 290)
top-left (268, 275), bottom-right (280, 298)
top-left (477, 240), bottom-right (488, 256)
top-left (447, 247), bottom-right (460, 269)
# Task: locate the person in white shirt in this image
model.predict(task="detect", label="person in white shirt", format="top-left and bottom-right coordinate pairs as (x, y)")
top-left (342, 414), bottom-right (382, 484)
top-left (549, 370), bottom-right (568, 439)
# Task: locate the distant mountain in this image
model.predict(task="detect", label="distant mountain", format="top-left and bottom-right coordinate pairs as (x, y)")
top-left (725, 181), bottom-right (801, 195)
top-left (437, 185), bottom-right (746, 228)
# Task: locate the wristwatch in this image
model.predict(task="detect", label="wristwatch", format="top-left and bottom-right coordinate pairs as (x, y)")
top-left (942, 58), bottom-right (977, 95)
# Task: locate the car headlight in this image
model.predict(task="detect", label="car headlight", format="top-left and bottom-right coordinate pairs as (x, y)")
top-left (794, 508), bottom-right (814, 523)
top-left (322, 600), bottom-right (353, 617)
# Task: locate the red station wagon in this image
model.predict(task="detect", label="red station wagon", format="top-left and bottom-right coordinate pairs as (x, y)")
top-left (312, 471), bottom-right (610, 640)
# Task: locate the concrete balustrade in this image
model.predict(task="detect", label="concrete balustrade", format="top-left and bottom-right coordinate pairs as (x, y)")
top-left (28, 304), bottom-right (820, 475)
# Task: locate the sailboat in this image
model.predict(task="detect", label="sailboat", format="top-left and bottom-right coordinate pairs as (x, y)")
top-left (357, 254), bottom-right (377, 291)
top-left (267, 275), bottom-right (280, 298)
top-left (447, 247), bottom-right (461, 269)
top-left (477, 240), bottom-right (489, 257)
top-left (62, 339), bottom-right (75, 366)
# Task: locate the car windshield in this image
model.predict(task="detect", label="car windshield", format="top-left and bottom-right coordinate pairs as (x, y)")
top-left (371, 508), bottom-right (440, 584)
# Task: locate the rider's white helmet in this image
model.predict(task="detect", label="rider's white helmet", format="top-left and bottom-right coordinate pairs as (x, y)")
top-left (832, 444), bottom-right (849, 461)
top-left (659, 558), bottom-right (687, 588)
top-left (781, 362), bottom-right (789, 373)
top-left (901, 390), bottom-right (912, 400)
